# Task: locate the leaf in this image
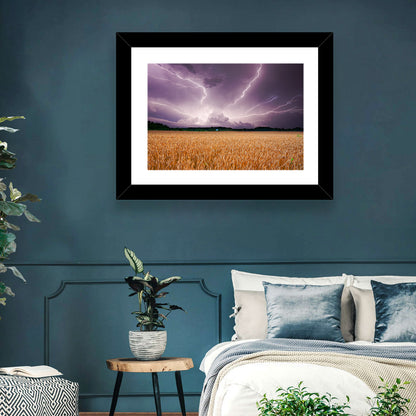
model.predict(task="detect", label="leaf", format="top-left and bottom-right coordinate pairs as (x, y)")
top-left (144, 271), bottom-right (154, 281)
top-left (0, 297), bottom-right (6, 306)
top-left (124, 247), bottom-right (143, 274)
top-left (23, 209), bottom-right (40, 222)
top-left (15, 193), bottom-right (41, 203)
top-left (3, 221), bottom-right (20, 231)
top-left (169, 304), bottom-right (185, 311)
top-left (0, 146), bottom-right (17, 170)
top-left (0, 201), bottom-right (26, 216)
top-left (7, 266), bottom-right (26, 282)
top-left (0, 263), bottom-right (7, 273)
top-left (156, 276), bottom-right (181, 292)
top-left (3, 285), bottom-right (14, 296)
top-left (0, 127), bottom-right (19, 133)
top-left (125, 276), bottom-right (151, 293)
top-left (159, 276), bottom-right (182, 286)
top-left (0, 116), bottom-right (25, 124)
top-left (0, 230), bottom-right (16, 247)
top-left (9, 182), bottom-right (21, 201)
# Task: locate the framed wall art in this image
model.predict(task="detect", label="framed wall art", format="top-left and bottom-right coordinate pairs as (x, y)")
top-left (116, 32), bottom-right (333, 200)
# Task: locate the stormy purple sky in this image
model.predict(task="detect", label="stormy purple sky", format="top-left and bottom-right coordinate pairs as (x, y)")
top-left (148, 64), bottom-right (303, 129)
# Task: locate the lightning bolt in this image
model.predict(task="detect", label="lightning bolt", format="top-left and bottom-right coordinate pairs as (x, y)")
top-left (148, 100), bottom-right (187, 116)
top-left (233, 64), bottom-right (263, 105)
top-left (245, 95), bottom-right (278, 114)
top-left (156, 64), bottom-right (207, 104)
top-left (238, 95), bottom-right (303, 119)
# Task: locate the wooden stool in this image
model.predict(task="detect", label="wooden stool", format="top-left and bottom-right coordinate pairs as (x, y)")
top-left (106, 357), bottom-right (194, 416)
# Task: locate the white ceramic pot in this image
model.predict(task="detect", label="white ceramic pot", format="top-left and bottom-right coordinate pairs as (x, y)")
top-left (129, 330), bottom-right (167, 360)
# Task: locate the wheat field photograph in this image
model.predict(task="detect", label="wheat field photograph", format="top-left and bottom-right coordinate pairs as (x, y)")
top-left (148, 130), bottom-right (303, 170)
top-left (147, 63), bottom-right (303, 171)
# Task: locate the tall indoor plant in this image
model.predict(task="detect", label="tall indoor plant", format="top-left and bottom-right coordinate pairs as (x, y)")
top-left (124, 247), bottom-right (184, 360)
top-left (0, 116), bottom-right (40, 319)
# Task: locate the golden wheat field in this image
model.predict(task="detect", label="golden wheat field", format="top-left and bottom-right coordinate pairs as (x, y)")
top-left (148, 131), bottom-right (303, 170)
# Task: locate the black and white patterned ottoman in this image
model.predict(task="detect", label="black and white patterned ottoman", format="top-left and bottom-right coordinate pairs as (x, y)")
top-left (0, 375), bottom-right (78, 416)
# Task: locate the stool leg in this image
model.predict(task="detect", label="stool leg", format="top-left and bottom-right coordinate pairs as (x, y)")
top-left (175, 371), bottom-right (186, 416)
top-left (109, 371), bottom-right (123, 416)
top-left (152, 372), bottom-right (162, 416)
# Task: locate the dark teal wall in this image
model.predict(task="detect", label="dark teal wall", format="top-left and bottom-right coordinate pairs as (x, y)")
top-left (1, 0), bottom-right (416, 412)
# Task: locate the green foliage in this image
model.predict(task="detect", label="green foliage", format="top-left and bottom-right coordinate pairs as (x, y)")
top-left (257, 379), bottom-right (411, 416)
top-left (257, 382), bottom-right (350, 415)
top-left (124, 247), bottom-right (184, 331)
top-left (368, 377), bottom-right (410, 416)
top-left (0, 116), bottom-right (40, 318)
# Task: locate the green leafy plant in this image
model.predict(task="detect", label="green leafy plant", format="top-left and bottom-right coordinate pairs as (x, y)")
top-left (124, 247), bottom-right (184, 331)
top-left (257, 382), bottom-right (350, 415)
top-left (368, 377), bottom-right (410, 416)
top-left (0, 116), bottom-right (40, 317)
top-left (257, 378), bottom-right (411, 416)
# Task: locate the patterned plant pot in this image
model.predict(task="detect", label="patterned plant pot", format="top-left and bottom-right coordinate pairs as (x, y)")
top-left (129, 330), bottom-right (167, 361)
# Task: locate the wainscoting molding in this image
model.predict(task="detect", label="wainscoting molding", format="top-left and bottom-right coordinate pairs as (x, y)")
top-left (9, 259), bottom-right (416, 412)
top-left (44, 276), bottom-right (220, 401)
top-left (44, 278), bottom-right (221, 366)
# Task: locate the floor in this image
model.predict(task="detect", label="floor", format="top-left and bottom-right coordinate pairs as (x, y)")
top-left (80, 413), bottom-right (198, 415)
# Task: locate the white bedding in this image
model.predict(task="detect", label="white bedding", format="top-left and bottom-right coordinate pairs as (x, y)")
top-left (200, 340), bottom-right (416, 416)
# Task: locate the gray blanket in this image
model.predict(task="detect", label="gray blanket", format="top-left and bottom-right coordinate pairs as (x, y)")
top-left (199, 339), bottom-right (416, 416)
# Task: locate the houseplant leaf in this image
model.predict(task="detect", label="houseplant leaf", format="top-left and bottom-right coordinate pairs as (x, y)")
top-left (9, 182), bottom-right (21, 201)
top-left (124, 247), bottom-right (144, 274)
top-left (0, 201), bottom-right (26, 216)
top-left (0, 146), bottom-right (17, 170)
top-left (15, 193), bottom-right (41, 203)
top-left (23, 209), bottom-right (40, 222)
top-left (0, 116), bottom-right (25, 124)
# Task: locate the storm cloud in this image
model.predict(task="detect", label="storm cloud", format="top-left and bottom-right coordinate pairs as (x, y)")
top-left (147, 63), bottom-right (303, 128)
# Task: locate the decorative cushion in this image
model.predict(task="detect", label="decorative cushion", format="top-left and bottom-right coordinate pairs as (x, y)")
top-left (231, 270), bottom-right (354, 341)
top-left (347, 274), bottom-right (416, 342)
top-left (0, 375), bottom-right (78, 416)
top-left (263, 282), bottom-right (345, 342)
top-left (371, 280), bottom-right (416, 342)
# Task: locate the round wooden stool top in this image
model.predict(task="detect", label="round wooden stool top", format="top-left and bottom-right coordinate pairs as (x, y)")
top-left (106, 357), bottom-right (194, 373)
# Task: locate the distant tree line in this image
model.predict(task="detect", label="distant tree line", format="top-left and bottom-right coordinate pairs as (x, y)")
top-left (148, 121), bottom-right (303, 132)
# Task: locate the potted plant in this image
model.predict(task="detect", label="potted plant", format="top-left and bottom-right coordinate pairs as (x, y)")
top-left (0, 116), bottom-right (40, 318)
top-left (124, 247), bottom-right (184, 360)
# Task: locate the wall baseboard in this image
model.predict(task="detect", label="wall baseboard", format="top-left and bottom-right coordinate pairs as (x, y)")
top-left (79, 413), bottom-right (198, 415)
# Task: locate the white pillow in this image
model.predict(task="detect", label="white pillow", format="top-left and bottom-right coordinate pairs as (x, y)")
top-left (232, 269), bottom-right (350, 291)
top-left (349, 273), bottom-right (416, 290)
top-left (231, 270), bottom-right (353, 341)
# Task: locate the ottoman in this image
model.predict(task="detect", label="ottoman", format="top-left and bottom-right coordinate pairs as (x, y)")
top-left (0, 375), bottom-right (78, 416)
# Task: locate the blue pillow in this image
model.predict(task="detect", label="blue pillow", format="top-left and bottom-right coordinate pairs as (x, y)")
top-left (263, 282), bottom-right (344, 342)
top-left (371, 280), bottom-right (416, 342)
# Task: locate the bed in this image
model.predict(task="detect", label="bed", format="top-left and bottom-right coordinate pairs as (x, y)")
top-left (198, 270), bottom-right (416, 416)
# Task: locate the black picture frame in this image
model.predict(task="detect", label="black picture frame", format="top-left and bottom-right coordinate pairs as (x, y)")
top-left (116, 32), bottom-right (333, 200)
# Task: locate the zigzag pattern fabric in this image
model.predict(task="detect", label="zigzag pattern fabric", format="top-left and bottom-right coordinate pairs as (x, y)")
top-left (0, 375), bottom-right (78, 416)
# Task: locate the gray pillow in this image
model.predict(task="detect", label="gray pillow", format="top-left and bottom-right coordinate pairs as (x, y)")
top-left (233, 290), bottom-right (268, 339)
top-left (263, 282), bottom-right (345, 342)
top-left (349, 287), bottom-right (376, 342)
top-left (372, 280), bottom-right (416, 342)
top-left (233, 286), bottom-right (355, 341)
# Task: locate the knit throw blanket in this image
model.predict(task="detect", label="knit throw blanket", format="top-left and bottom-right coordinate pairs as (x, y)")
top-left (199, 339), bottom-right (416, 416)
